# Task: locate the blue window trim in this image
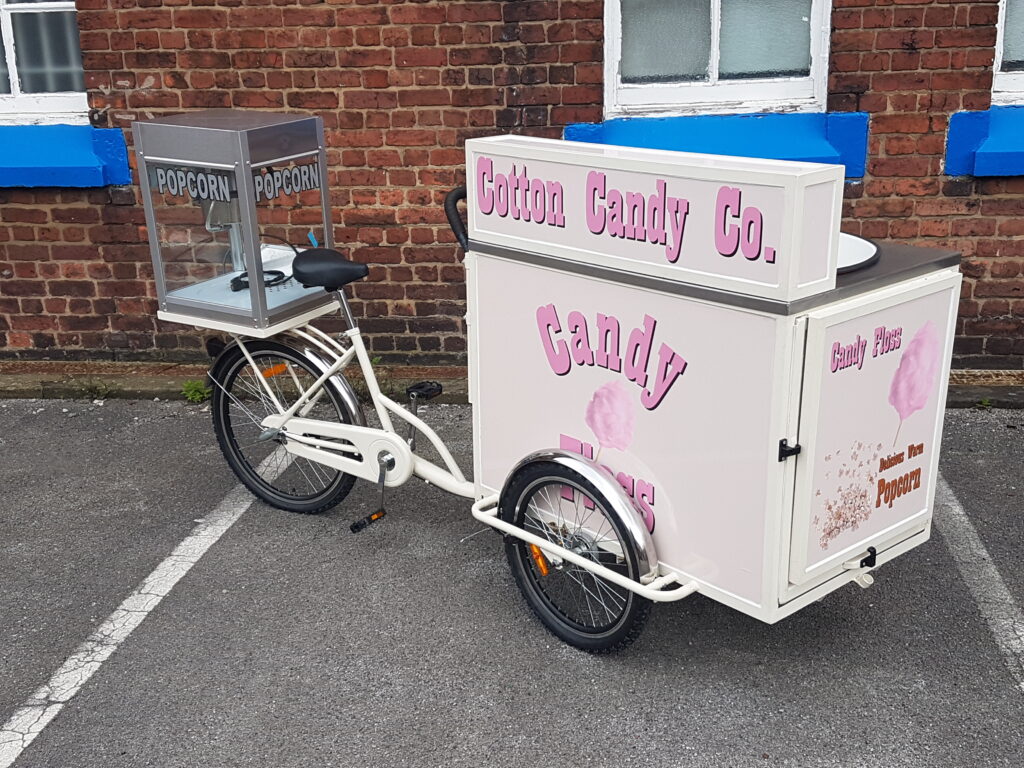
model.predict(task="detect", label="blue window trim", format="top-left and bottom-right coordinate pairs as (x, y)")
top-left (0, 125), bottom-right (131, 188)
top-left (564, 112), bottom-right (870, 179)
top-left (946, 106), bottom-right (1024, 177)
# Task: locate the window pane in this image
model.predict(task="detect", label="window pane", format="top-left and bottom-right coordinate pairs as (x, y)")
top-left (12, 11), bottom-right (85, 93)
top-left (720, 0), bottom-right (812, 80)
top-left (1004, 1), bottom-right (1024, 72)
top-left (0, 37), bottom-right (10, 94)
top-left (621, 0), bottom-right (712, 84)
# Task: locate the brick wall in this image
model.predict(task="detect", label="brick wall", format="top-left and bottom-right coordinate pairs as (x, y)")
top-left (1, 0), bottom-right (603, 362)
top-left (829, 0), bottom-right (1022, 368)
top-left (0, 0), bottom-right (1021, 368)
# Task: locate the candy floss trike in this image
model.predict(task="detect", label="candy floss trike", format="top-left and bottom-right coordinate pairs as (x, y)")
top-left (135, 110), bottom-right (961, 653)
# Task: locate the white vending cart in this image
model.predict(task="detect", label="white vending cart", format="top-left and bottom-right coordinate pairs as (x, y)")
top-left (465, 136), bottom-right (960, 624)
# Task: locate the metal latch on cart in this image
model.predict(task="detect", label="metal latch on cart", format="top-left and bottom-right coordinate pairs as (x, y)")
top-left (778, 439), bottom-right (802, 461)
top-left (842, 546), bottom-right (878, 588)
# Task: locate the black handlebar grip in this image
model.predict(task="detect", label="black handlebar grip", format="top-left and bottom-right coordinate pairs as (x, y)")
top-left (444, 186), bottom-right (469, 251)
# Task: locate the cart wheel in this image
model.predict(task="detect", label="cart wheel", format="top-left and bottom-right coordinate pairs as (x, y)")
top-left (210, 340), bottom-right (357, 514)
top-left (500, 461), bottom-right (651, 653)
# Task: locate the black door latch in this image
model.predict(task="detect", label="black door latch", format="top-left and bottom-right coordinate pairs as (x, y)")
top-left (860, 546), bottom-right (877, 568)
top-left (778, 439), bottom-right (802, 462)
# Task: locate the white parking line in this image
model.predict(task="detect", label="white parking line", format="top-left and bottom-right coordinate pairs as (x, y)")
top-left (934, 475), bottom-right (1024, 695)
top-left (0, 454), bottom-right (284, 768)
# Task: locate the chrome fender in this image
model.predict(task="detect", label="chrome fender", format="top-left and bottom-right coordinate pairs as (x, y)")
top-left (213, 336), bottom-right (367, 428)
top-left (499, 449), bottom-right (659, 584)
top-left (279, 333), bottom-right (367, 428)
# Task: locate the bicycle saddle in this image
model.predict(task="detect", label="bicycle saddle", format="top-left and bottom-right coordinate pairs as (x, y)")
top-left (292, 248), bottom-right (369, 291)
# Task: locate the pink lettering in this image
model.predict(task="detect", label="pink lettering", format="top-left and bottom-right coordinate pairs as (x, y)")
top-left (477, 157), bottom-right (494, 214)
top-left (715, 186), bottom-right (742, 257)
top-left (624, 314), bottom-right (656, 389)
top-left (530, 178), bottom-right (545, 223)
top-left (476, 156), bottom-right (564, 227)
top-left (568, 310), bottom-right (595, 367)
top-left (741, 207), bottom-right (763, 260)
top-left (641, 343), bottom-right (688, 410)
top-left (586, 171), bottom-right (606, 235)
top-left (536, 304), bottom-right (571, 376)
top-left (539, 306), bottom-right (687, 410)
top-left (636, 480), bottom-right (655, 533)
top-left (595, 314), bottom-right (622, 373)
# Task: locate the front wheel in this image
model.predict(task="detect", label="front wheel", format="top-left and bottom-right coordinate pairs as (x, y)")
top-left (500, 462), bottom-right (651, 653)
top-left (210, 339), bottom-right (357, 514)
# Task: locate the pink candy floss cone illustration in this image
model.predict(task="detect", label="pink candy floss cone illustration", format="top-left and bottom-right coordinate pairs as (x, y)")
top-left (888, 320), bottom-right (941, 445)
top-left (585, 380), bottom-right (636, 452)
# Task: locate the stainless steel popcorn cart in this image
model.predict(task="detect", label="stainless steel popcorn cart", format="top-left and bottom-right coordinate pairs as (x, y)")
top-left (135, 111), bottom-right (961, 653)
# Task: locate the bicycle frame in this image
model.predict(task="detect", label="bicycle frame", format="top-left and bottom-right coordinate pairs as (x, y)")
top-left (227, 290), bottom-right (475, 499)
top-left (222, 287), bottom-right (697, 606)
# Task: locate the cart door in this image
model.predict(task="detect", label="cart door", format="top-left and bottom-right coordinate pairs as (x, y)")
top-left (788, 270), bottom-right (960, 587)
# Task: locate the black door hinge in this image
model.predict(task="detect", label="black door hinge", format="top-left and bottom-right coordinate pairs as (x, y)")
top-left (778, 439), bottom-right (802, 462)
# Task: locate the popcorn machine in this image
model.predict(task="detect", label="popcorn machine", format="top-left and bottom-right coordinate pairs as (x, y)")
top-left (133, 110), bottom-right (340, 336)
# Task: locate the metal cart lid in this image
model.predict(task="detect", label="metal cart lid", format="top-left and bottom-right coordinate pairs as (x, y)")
top-left (140, 109), bottom-right (312, 132)
top-left (468, 238), bottom-right (961, 317)
top-left (134, 109), bottom-right (322, 168)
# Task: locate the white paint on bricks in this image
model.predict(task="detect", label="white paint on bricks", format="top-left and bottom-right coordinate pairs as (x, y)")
top-left (934, 476), bottom-right (1024, 695)
top-left (0, 451), bottom-right (287, 767)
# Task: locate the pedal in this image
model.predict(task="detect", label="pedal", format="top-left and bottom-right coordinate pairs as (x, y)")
top-left (405, 382), bottom-right (442, 453)
top-left (405, 381), bottom-right (443, 401)
top-left (350, 508), bottom-right (386, 533)
top-left (350, 452), bottom-right (394, 534)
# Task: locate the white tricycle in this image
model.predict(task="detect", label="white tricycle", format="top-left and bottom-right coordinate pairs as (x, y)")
top-left (203, 187), bottom-right (695, 654)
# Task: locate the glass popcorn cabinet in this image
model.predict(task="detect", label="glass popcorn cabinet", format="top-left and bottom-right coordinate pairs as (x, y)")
top-left (134, 110), bottom-right (340, 336)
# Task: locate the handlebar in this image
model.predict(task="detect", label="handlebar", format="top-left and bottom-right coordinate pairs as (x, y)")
top-left (444, 186), bottom-right (469, 251)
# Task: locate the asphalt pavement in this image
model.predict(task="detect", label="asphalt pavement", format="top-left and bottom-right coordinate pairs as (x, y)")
top-left (0, 400), bottom-right (1022, 767)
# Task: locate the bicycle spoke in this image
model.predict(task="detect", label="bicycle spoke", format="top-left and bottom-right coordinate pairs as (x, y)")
top-left (516, 477), bottom-right (637, 633)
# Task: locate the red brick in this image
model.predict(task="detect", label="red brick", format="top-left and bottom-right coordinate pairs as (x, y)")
top-left (173, 9), bottom-right (226, 29)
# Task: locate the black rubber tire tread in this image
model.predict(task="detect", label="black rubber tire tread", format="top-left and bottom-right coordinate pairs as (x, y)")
top-left (210, 339), bottom-right (357, 514)
top-left (500, 461), bottom-right (651, 654)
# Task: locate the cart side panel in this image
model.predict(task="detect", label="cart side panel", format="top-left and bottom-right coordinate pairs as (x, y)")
top-left (788, 270), bottom-right (961, 586)
top-left (470, 253), bottom-right (783, 607)
top-left (797, 180), bottom-right (841, 290)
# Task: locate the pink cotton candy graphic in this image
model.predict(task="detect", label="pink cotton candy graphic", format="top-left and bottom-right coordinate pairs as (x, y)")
top-left (585, 381), bottom-right (636, 452)
top-left (888, 320), bottom-right (941, 445)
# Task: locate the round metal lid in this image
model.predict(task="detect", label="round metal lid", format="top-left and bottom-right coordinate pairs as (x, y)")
top-left (837, 232), bottom-right (880, 275)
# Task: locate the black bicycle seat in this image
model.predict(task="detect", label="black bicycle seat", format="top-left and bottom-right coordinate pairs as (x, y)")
top-left (292, 248), bottom-right (369, 291)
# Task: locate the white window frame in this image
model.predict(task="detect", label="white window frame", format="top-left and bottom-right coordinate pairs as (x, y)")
top-left (604, 0), bottom-right (832, 118)
top-left (0, 0), bottom-right (88, 125)
top-left (994, 0), bottom-right (1024, 105)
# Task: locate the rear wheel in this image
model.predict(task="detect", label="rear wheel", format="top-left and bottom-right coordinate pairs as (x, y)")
top-left (210, 340), bottom-right (357, 514)
top-left (500, 462), bottom-right (651, 653)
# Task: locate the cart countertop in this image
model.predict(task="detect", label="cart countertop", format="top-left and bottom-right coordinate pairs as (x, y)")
top-left (468, 238), bottom-right (961, 316)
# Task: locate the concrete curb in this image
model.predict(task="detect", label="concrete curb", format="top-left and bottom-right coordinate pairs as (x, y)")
top-left (0, 360), bottom-right (469, 403)
top-left (0, 361), bottom-right (1021, 407)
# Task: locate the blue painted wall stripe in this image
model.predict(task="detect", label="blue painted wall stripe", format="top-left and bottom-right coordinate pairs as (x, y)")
top-left (564, 112), bottom-right (869, 178)
top-left (0, 125), bottom-right (130, 188)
